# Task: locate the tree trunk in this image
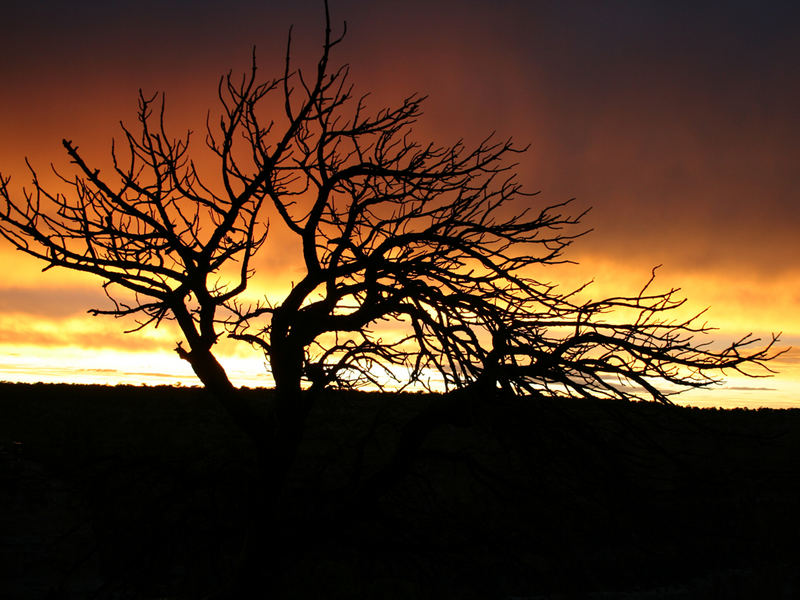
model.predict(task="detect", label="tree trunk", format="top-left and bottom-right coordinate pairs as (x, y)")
top-left (177, 345), bottom-right (271, 448)
top-left (174, 344), bottom-right (304, 595)
top-left (203, 344), bottom-right (313, 596)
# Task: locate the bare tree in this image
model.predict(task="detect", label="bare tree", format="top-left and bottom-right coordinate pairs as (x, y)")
top-left (0, 3), bottom-right (783, 591)
top-left (1, 0), bottom-right (782, 437)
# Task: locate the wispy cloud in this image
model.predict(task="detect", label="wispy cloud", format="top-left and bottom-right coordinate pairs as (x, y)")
top-left (723, 386), bottom-right (778, 392)
top-left (0, 286), bottom-right (107, 318)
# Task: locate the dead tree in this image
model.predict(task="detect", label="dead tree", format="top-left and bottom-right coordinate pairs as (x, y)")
top-left (0, 2), bottom-right (783, 591)
top-left (1, 0), bottom-right (782, 449)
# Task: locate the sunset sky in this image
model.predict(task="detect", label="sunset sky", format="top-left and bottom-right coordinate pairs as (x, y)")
top-left (1, 0), bottom-right (798, 407)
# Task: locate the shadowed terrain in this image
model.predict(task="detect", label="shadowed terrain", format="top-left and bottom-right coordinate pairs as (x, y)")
top-left (2, 382), bottom-right (800, 599)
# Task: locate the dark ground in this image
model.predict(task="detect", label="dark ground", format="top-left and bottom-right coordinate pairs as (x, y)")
top-left (1, 382), bottom-right (799, 599)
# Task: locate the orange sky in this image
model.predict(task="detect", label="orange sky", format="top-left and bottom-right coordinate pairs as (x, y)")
top-left (1, 1), bottom-right (798, 406)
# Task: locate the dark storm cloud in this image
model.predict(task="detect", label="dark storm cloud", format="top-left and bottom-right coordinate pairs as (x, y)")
top-left (318, 1), bottom-right (800, 274)
top-left (2, 0), bottom-right (799, 274)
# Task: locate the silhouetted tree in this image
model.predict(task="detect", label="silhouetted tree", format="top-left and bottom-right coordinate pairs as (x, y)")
top-left (0, 2), bottom-right (782, 593)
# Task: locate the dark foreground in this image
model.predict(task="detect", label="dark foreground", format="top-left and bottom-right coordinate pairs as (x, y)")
top-left (2, 382), bottom-right (799, 599)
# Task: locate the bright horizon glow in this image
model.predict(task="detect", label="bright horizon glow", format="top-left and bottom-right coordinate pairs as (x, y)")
top-left (2, 340), bottom-right (799, 409)
top-left (0, 344), bottom-right (272, 389)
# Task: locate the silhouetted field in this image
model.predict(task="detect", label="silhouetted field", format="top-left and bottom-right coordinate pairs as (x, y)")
top-left (2, 382), bottom-right (799, 599)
